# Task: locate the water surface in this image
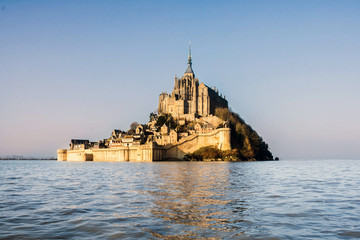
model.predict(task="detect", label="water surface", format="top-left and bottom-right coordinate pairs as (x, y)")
top-left (1, 160), bottom-right (360, 239)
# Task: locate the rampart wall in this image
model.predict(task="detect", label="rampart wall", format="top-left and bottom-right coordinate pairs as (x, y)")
top-left (57, 144), bottom-right (163, 162)
top-left (57, 128), bottom-right (230, 162)
top-left (164, 128), bottom-right (231, 160)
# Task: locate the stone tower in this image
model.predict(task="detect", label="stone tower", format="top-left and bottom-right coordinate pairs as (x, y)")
top-left (158, 44), bottom-right (228, 120)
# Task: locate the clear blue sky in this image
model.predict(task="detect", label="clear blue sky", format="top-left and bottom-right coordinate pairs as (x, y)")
top-left (1, 0), bottom-right (359, 159)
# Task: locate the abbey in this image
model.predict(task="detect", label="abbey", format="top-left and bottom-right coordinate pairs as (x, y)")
top-left (159, 47), bottom-right (228, 120)
top-left (57, 46), bottom-right (232, 162)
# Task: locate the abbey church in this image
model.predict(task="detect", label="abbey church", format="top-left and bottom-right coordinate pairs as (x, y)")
top-left (159, 46), bottom-right (228, 120)
top-left (57, 46), bottom-right (234, 162)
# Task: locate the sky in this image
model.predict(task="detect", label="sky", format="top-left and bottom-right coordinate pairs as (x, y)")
top-left (0, 0), bottom-right (360, 159)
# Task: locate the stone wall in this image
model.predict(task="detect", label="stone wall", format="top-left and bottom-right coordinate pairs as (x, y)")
top-left (57, 128), bottom-right (231, 162)
top-left (91, 146), bottom-right (154, 162)
top-left (58, 144), bottom-right (163, 162)
top-left (198, 115), bottom-right (224, 127)
top-left (57, 149), bottom-right (67, 161)
top-left (64, 150), bottom-right (93, 161)
top-left (164, 128), bottom-right (231, 160)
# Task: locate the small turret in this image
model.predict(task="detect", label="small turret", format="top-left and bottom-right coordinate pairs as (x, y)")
top-left (174, 74), bottom-right (178, 89)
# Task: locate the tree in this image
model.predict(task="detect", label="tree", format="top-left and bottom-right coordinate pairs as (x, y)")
top-left (130, 122), bottom-right (138, 130)
top-left (155, 113), bottom-right (178, 131)
top-left (214, 107), bottom-right (273, 161)
top-left (149, 112), bottom-right (158, 122)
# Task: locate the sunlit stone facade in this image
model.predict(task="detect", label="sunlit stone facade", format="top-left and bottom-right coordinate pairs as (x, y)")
top-left (158, 46), bottom-right (228, 120)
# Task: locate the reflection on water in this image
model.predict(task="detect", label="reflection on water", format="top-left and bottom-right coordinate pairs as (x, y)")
top-left (1, 160), bottom-right (360, 239)
top-left (144, 163), bottom-right (233, 239)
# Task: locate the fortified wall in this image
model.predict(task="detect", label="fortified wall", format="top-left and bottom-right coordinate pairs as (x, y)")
top-left (164, 128), bottom-right (231, 160)
top-left (57, 128), bottom-right (230, 162)
top-left (58, 142), bottom-right (163, 162)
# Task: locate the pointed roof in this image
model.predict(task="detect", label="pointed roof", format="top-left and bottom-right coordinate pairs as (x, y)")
top-left (185, 41), bottom-right (194, 75)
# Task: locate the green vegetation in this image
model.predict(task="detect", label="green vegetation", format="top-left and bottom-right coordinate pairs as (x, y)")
top-left (153, 109), bottom-right (273, 161)
top-left (215, 107), bottom-right (273, 161)
top-left (126, 121), bottom-right (139, 135)
top-left (176, 124), bottom-right (187, 133)
top-left (185, 146), bottom-right (240, 161)
top-left (149, 112), bottom-right (158, 122)
top-left (155, 113), bottom-right (178, 131)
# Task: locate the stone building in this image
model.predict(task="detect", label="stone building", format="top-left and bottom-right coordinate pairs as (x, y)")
top-left (57, 45), bottom-right (232, 162)
top-left (158, 45), bottom-right (228, 120)
top-left (69, 139), bottom-right (90, 150)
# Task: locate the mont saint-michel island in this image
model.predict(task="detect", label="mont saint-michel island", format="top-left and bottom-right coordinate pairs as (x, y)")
top-left (57, 47), bottom-right (274, 162)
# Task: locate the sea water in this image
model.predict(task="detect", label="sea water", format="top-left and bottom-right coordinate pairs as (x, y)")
top-left (1, 160), bottom-right (360, 239)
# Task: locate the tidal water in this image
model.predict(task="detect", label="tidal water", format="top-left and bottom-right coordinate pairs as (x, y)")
top-left (1, 160), bottom-right (360, 240)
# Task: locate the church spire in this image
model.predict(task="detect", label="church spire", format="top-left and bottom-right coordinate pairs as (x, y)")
top-left (185, 41), bottom-right (194, 76)
top-left (188, 41), bottom-right (192, 66)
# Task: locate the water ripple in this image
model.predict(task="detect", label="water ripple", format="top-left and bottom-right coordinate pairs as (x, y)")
top-left (1, 160), bottom-right (360, 239)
